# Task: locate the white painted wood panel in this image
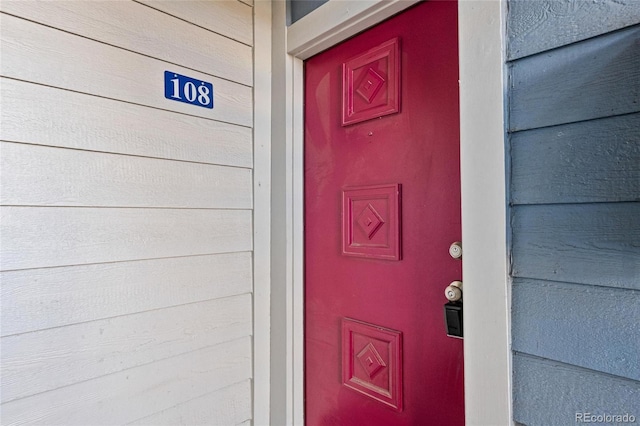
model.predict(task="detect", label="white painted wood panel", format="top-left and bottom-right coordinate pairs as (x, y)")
top-left (270, 3), bottom-right (299, 423)
top-left (136, 0), bottom-right (253, 46)
top-left (2, 294), bottom-right (251, 403)
top-left (0, 79), bottom-right (252, 167)
top-left (0, 207), bottom-right (252, 271)
top-left (0, 1), bottom-right (252, 86)
top-left (1, 252), bottom-right (252, 336)
top-left (252, 0), bottom-right (272, 423)
top-left (129, 380), bottom-right (252, 425)
top-left (1, 337), bottom-right (252, 426)
top-left (0, 14), bottom-right (252, 127)
top-left (459, 2), bottom-right (513, 425)
top-left (1, 142), bottom-right (252, 208)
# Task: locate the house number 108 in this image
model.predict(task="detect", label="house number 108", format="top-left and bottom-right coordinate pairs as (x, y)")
top-left (170, 79), bottom-right (210, 104)
top-left (164, 71), bottom-right (214, 109)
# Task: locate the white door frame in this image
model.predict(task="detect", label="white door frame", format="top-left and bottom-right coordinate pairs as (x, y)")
top-left (270, 1), bottom-right (512, 425)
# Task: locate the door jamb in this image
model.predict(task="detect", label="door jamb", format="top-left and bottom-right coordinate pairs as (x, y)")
top-left (271, 1), bottom-right (512, 425)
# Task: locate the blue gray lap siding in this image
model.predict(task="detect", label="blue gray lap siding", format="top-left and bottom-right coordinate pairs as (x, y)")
top-left (507, 1), bottom-right (640, 425)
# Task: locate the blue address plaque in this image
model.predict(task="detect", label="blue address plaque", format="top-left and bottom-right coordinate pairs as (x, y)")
top-left (164, 71), bottom-right (214, 109)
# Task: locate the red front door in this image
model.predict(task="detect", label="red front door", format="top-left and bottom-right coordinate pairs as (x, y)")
top-left (304, 2), bottom-right (463, 425)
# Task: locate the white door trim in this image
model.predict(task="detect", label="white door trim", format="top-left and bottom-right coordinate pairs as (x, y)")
top-left (253, 1), bottom-right (272, 425)
top-left (287, 0), bottom-right (421, 60)
top-left (271, 1), bottom-right (512, 424)
top-left (458, 1), bottom-right (513, 424)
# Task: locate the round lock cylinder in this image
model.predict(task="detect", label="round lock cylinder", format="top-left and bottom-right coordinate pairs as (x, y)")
top-left (444, 280), bottom-right (463, 302)
top-left (449, 241), bottom-right (462, 259)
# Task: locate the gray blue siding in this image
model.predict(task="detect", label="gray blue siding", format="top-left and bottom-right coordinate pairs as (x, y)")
top-left (513, 354), bottom-right (640, 426)
top-left (507, 0), bottom-right (640, 60)
top-left (512, 279), bottom-right (640, 381)
top-left (510, 25), bottom-right (640, 132)
top-left (512, 203), bottom-right (640, 290)
top-left (511, 114), bottom-right (640, 204)
top-left (507, 1), bottom-right (640, 424)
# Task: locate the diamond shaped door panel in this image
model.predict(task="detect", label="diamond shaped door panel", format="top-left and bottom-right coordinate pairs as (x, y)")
top-left (342, 183), bottom-right (401, 260)
top-left (342, 318), bottom-right (403, 411)
top-left (342, 38), bottom-right (400, 126)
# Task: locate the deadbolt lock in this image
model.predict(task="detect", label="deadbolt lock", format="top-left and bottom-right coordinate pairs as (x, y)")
top-left (444, 280), bottom-right (463, 338)
top-left (449, 241), bottom-right (462, 259)
top-left (444, 280), bottom-right (463, 302)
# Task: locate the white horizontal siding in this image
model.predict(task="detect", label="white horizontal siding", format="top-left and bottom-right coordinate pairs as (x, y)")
top-left (1, 252), bottom-right (252, 336)
top-left (0, 78), bottom-right (252, 168)
top-left (0, 13), bottom-right (252, 126)
top-left (1, 142), bottom-right (252, 208)
top-left (129, 380), bottom-right (252, 425)
top-left (137, 0), bottom-right (253, 46)
top-left (2, 294), bottom-right (252, 403)
top-left (1, 337), bottom-right (252, 426)
top-left (0, 0), bottom-right (252, 86)
top-left (1, 207), bottom-right (252, 271)
top-left (0, 2), bottom-right (255, 423)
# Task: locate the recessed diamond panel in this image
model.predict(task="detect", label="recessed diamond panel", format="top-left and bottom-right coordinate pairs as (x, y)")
top-left (356, 68), bottom-right (385, 104)
top-left (357, 343), bottom-right (386, 378)
top-left (342, 38), bottom-right (400, 126)
top-left (342, 318), bottom-right (403, 411)
top-left (342, 184), bottom-right (401, 260)
top-left (357, 203), bottom-right (385, 240)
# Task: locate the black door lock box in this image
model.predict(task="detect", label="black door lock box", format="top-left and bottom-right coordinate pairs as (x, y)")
top-left (444, 302), bottom-right (463, 338)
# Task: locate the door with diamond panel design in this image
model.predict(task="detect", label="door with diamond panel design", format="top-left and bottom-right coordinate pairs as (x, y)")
top-left (304, 2), bottom-right (463, 425)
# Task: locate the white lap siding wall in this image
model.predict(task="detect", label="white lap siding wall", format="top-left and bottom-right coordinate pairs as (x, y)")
top-left (0, 1), bottom-right (255, 424)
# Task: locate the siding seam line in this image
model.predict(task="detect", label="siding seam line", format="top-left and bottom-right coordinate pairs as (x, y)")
top-left (0, 336), bottom-right (253, 406)
top-left (131, 0), bottom-right (254, 48)
top-left (0, 11), bottom-right (253, 87)
top-left (513, 351), bottom-right (640, 384)
top-left (507, 22), bottom-right (640, 62)
top-left (123, 379), bottom-right (253, 426)
top-left (0, 140), bottom-right (254, 171)
top-left (0, 205), bottom-right (254, 211)
top-left (0, 250), bottom-right (254, 273)
top-left (0, 76), bottom-right (254, 129)
top-left (510, 200), bottom-right (640, 208)
top-left (508, 110), bottom-right (640, 135)
top-left (0, 292), bottom-right (254, 339)
top-left (512, 277), bottom-right (640, 294)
